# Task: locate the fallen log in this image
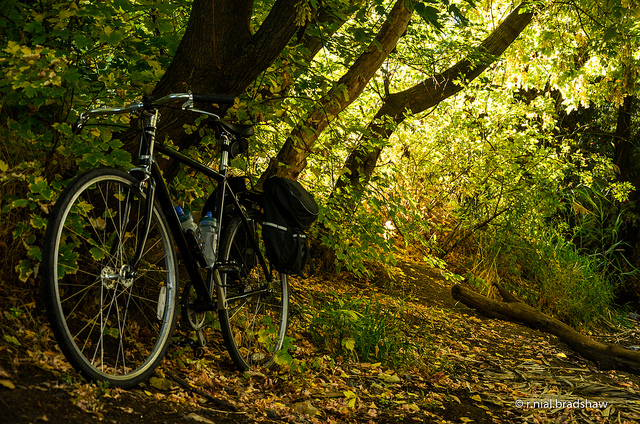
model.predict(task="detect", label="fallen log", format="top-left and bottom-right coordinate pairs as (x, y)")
top-left (451, 283), bottom-right (640, 375)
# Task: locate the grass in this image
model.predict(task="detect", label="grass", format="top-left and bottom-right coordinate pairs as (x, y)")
top-left (469, 226), bottom-right (620, 329)
top-left (303, 289), bottom-right (430, 370)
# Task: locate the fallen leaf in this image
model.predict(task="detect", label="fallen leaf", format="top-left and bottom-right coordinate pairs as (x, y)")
top-left (293, 400), bottom-right (320, 416)
top-left (149, 377), bottom-right (172, 391)
top-left (186, 412), bottom-right (215, 423)
top-left (406, 403), bottom-right (420, 412)
top-left (0, 379), bottom-right (15, 389)
top-left (3, 335), bottom-right (21, 346)
top-left (379, 373), bottom-right (401, 384)
top-left (0, 366), bottom-right (12, 379)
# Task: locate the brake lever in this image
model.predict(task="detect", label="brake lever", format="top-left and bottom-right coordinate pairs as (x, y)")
top-left (72, 112), bottom-right (89, 134)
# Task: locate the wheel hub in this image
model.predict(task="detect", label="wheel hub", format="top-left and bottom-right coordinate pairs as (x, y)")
top-left (100, 265), bottom-right (136, 289)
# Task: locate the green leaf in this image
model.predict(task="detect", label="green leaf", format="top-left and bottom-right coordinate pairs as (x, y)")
top-left (414, 4), bottom-right (442, 29)
top-left (15, 260), bottom-right (33, 282)
top-left (30, 178), bottom-right (53, 200)
top-left (3, 335), bottom-right (21, 347)
top-left (12, 198), bottom-right (31, 208)
top-left (90, 247), bottom-right (106, 261)
top-left (603, 27), bottom-right (617, 42)
top-left (274, 351), bottom-right (293, 365)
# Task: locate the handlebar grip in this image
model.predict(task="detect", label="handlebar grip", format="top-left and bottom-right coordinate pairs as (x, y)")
top-left (192, 94), bottom-right (236, 105)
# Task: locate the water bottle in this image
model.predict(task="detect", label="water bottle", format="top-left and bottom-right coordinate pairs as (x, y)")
top-left (176, 206), bottom-right (198, 232)
top-left (199, 211), bottom-right (218, 267)
top-left (176, 206), bottom-right (207, 266)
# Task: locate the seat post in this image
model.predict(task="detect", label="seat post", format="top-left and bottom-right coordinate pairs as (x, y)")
top-left (219, 131), bottom-right (231, 173)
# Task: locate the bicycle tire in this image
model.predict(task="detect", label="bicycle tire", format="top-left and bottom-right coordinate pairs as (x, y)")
top-left (217, 214), bottom-right (289, 370)
top-left (42, 167), bottom-right (178, 387)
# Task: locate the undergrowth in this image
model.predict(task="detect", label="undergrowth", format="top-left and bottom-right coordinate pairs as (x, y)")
top-left (302, 289), bottom-right (431, 371)
top-left (468, 226), bottom-right (624, 329)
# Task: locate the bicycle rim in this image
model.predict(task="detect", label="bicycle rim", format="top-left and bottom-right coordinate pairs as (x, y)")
top-left (218, 215), bottom-right (289, 370)
top-left (42, 168), bottom-right (178, 387)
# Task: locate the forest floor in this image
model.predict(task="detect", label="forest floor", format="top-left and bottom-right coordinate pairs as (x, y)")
top-left (2, 252), bottom-right (640, 424)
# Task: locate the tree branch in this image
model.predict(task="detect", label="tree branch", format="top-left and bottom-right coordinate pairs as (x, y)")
top-left (333, 2), bottom-right (535, 197)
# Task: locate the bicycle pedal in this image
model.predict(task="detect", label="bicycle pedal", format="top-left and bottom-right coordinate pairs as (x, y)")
top-left (216, 260), bottom-right (240, 274)
top-left (218, 267), bottom-right (241, 274)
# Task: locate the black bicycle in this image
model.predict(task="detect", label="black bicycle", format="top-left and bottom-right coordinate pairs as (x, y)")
top-left (42, 93), bottom-right (289, 388)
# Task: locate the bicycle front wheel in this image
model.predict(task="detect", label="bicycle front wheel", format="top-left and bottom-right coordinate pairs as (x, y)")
top-left (42, 167), bottom-right (178, 387)
top-left (217, 214), bottom-right (289, 370)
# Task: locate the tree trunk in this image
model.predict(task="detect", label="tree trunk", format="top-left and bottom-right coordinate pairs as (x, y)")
top-left (451, 284), bottom-right (640, 375)
top-left (334, 3), bottom-right (535, 198)
top-left (258, 0), bottom-right (413, 184)
top-left (612, 96), bottom-right (640, 304)
top-left (123, 0), bottom-right (311, 156)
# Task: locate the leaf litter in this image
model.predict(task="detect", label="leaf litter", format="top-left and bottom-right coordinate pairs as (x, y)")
top-left (1, 254), bottom-right (640, 423)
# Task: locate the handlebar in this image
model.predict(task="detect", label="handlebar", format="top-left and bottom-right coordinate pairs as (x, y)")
top-left (192, 93), bottom-right (235, 104)
top-left (73, 92), bottom-right (237, 132)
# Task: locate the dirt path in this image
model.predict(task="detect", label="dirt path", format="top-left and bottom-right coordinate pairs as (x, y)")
top-left (1, 257), bottom-right (640, 423)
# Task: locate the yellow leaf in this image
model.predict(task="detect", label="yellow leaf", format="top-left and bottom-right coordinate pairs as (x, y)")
top-left (0, 380), bottom-right (15, 389)
top-left (3, 335), bottom-right (21, 347)
top-left (149, 377), bottom-right (172, 391)
top-left (379, 373), bottom-right (401, 383)
top-left (343, 390), bottom-right (357, 399)
top-left (556, 352), bottom-right (567, 359)
top-left (471, 394), bottom-right (482, 402)
top-left (406, 403), bottom-right (420, 412)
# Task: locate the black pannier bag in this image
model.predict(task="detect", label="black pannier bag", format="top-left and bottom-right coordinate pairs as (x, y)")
top-left (262, 176), bottom-right (319, 275)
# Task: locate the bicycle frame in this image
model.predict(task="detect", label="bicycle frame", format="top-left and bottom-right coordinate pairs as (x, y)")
top-left (73, 93), bottom-right (274, 311)
top-left (125, 109), bottom-right (271, 314)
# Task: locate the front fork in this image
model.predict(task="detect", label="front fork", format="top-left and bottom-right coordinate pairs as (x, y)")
top-left (129, 177), bottom-right (156, 270)
top-left (129, 109), bottom-right (159, 271)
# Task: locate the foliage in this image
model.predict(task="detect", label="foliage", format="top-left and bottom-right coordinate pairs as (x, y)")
top-left (0, 0), bottom-right (189, 283)
top-left (305, 290), bottom-right (428, 369)
top-left (469, 226), bottom-right (618, 328)
top-left (3, 2), bottom-right (640, 421)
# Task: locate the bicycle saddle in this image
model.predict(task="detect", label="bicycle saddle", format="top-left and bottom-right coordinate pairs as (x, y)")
top-left (211, 118), bottom-right (254, 138)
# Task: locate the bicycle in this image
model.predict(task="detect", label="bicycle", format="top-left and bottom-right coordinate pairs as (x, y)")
top-left (42, 93), bottom-right (289, 388)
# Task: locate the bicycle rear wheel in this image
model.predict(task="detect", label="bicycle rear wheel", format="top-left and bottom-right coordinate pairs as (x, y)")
top-left (217, 214), bottom-right (289, 370)
top-left (42, 167), bottom-right (178, 387)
